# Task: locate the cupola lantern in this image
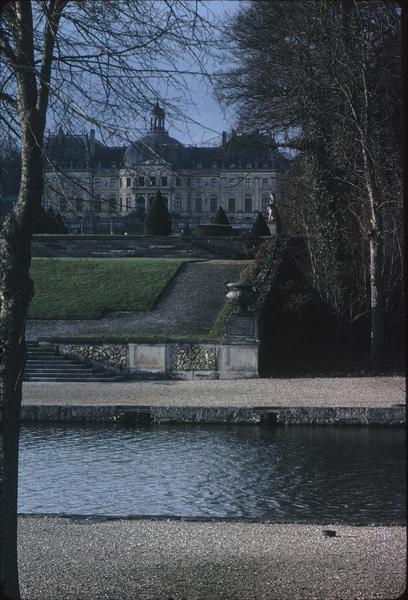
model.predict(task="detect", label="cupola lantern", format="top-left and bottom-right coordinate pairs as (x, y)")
top-left (150, 100), bottom-right (166, 133)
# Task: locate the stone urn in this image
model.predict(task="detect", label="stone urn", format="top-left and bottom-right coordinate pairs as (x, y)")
top-left (225, 282), bottom-right (256, 313)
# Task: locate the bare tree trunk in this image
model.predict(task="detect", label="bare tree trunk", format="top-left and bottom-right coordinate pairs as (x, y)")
top-left (0, 1), bottom-right (50, 594)
top-left (0, 146), bottom-right (42, 598)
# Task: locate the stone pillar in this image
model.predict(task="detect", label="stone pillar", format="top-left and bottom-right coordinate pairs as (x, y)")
top-left (219, 313), bottom-right (259, 378)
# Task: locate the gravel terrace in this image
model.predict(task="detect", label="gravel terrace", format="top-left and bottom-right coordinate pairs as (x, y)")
top-left (22, 376), bottom-right (405, 407)
top-left (26, 260), bottom-right (248, 340)
top-left (18, 517), bottom-right (406, 600)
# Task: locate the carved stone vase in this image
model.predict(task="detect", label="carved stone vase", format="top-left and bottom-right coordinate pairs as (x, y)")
top-left (225, 281), bottom-right (256, 313)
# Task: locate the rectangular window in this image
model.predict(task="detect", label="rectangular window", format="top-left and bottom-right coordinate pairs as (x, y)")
top-left (95, 178), bottom-right (101, 188)
top-left (195, 196), bottom-right (202, 212)
top-left (60, 199), bottom-right (66, 212)
top-left (126, 196), bottom-right (131, 211)
top-left (110, 177), bottom-right (116, 188)
top-left (110, 198), bottom-right (116, 212)
top-left (210, 196), bottom-right (217, 213)
top-left (195, 177), bottom-right (202, 188)
top-left (138, 176), bottom-right (145, 187)
top-left (173, 194), bottom-right (182, 213)
top-left (187, 197), bottom-right (192, 212)
top-left (262, 178), bottom-right (268, 188)
top-left (126, 177), bottom-right (131, 187)
top-left (245, 178), bottom-right (252, 187)
top-left (210, 178), bottom-right (217, 188)
top-left (95, 199), bottom-right (101, 212)
top-left (43, 198), bottom-right (49, 209)
top-left (103, 179), bottom-right (109, 188)
top-left (76, 198), bottom-right (83, 212)
top-left (244, 196), bottom-right (252, 212)
top-left (187, 178), bottom-right (191, 187)
top-left (150, 176), bottom-right (156, 186)
top-left (161, 176), bottom-right (168, 187)
top-left (261, 195), bottom-right (269, 212)
top-left (228, 197), bottom-right (236, 213)
top-left (228, 177), bottom-right (234, 187)
top-left (120, 179), bottom-right (123, 188)
top-left (176, 177), bottom-right (181, 187)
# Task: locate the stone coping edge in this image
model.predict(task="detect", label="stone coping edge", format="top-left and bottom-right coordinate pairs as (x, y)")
top-left (20, 405), bottom-right (406, 426)
top-left (17, 513), bottom-right (405, 526)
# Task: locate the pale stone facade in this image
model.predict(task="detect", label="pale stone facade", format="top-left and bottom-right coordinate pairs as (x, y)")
top-left (43, 103), bottom-right (284, 232)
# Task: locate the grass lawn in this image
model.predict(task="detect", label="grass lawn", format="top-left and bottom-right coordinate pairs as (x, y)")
top-left (29, 258), bottom-right (185, 319)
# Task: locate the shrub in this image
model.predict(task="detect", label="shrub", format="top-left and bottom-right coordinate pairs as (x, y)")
top-left (144, 190), bottom-right (172, 235)
top-left (250, 212), bottom-right (271, 237)
top-left (214, 206), bottom-right (230, 225)
top-left (34, 205), bottom-right (68, 233)
top-left (195, 224), bottom-right (233, 237)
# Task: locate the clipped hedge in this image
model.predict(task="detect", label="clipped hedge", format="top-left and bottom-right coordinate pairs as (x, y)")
top-left (144, 190), bottom-right (172, 235)
top-left (250, 212), bottom-right (271, 237)
top-left (195, 224), bottom-right (234, 237)
top-left (214, 206), bottom-right (230, 225)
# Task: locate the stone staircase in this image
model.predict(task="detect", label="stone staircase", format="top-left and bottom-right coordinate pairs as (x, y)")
top-left (24, 342), bottom-right (125, 382)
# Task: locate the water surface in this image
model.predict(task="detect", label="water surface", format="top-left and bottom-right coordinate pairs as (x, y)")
top-left (18, 423), bottom-right (405, 523)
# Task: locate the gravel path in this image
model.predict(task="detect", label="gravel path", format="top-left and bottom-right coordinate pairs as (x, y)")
top-left (22, 376), bottom-right (405, 407)
top-left (18, 516), bottom-right (406, 600)
top-left (26, 260), bottom-right (248, 340)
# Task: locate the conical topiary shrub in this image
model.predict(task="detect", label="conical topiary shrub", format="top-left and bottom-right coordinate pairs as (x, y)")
top-left (250, 212), bottom-right (271, 237)
top-left (214, 206), bottom-right (230, 225)
top-left (144, 190), bottom-right (172, 235)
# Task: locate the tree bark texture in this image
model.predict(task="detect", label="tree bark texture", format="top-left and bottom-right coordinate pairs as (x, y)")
top-left (0, 1), bottom-right (60, 595)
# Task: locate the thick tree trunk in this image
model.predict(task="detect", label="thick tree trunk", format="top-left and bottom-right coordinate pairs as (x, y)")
top-left (0, 181), bottom-right (38, 600)
top-left (0, 102), bottom-right (42, 600)
top-left (0, 2), bottom-right (62, 595)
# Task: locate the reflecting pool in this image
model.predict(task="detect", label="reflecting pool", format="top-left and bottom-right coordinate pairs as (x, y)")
top-left (18, 423), bottom-right (405, 523)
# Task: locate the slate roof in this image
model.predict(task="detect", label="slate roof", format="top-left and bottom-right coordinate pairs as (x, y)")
top-left (45, 128), bottom-right (286, 172)
top-left (45, 131), bottom-right (124, 169)
top-left (124, 131), bottom-right (285, 171)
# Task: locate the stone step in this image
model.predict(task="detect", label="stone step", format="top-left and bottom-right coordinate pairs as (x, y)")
top-left (26, 353), bottom-right (62, 359)
top-left (26, 358), bottom-right (79, 365)
top-left (24, 344), bottom-right (124, 382)
top-left (25, 368), bottom-right (103, 374)
top-left (24, 376), bottom-right (122, 382)
top-left (24, 373), bottom-right (106, 380)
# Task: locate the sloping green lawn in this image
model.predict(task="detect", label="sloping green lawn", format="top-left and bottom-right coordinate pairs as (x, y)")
top-left (29, 258), bottom-right (185, 319)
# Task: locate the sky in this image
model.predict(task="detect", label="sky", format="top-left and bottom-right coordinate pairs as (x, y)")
top-left (40, 0), bottom-right (243, 148)
top-left (136, 0), bottom-right (242, 147)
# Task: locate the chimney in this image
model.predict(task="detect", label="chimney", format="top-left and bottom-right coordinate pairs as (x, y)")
top-left (89, 129), bottom-right (95, 159)
top-left (222, 131), bottom-right (227, 145)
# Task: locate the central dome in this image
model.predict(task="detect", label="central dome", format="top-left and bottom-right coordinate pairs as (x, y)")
top-left (124, 132), bottom-right (185, 167)
top-left (124, 102), bottom-right (186, 167)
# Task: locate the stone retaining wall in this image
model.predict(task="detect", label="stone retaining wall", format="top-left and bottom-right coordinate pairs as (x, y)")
top-left (57, 343), bottom-right (127, 372)
top-left (20, 405), bottom-right (406, 426)
top-left (32, 234), bottom-right (249, 259)
top-left (52, 340), bottom-right (259, 380)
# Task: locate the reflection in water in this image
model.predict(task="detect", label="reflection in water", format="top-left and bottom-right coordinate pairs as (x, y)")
top-left (18, 424), bottom-right (406, 524)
